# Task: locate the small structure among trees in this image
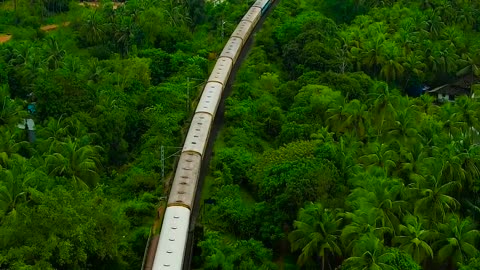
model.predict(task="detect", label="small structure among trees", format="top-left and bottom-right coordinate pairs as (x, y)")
top-left (428, 74), bottom-right (480, 102)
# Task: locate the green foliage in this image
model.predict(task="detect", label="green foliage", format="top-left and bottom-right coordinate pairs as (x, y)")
top-left (289, 203), bottom-right (342, 268)
top-left (383, 248), bottom-right (422, 270)
top-left (0, 187), bottom-right (130, 269)
top-left (0, 0), bottom-right (254, 268)
top-left (198, 230), bottom-right (277, 270)
top-left (201, 0), bottom-right (480, 269)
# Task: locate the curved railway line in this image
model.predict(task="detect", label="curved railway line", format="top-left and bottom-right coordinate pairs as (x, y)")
top-left (145, 1), bottom-right (277, 269)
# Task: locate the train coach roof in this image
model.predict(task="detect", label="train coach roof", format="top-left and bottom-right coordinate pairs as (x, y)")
top-left (152, 206), bottom-right (191, 270)
top-left (195, 82), bottom-right (223, 116)
top-left (253, 0), bottom-right (270, 9)
top-left (241, 6), bottom-right (261, 24)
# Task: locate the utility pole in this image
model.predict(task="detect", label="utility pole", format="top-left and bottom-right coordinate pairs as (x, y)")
top-left (160, 145), bottom-right (183, 181)
top-left (221, 20), bottom-right (225, 41)
top-left (187, 77), bottom-right (190, 112)
top-left (186, 77), bottom-right (206, 114)
top-left (161, 145), bottom-right (165, 180)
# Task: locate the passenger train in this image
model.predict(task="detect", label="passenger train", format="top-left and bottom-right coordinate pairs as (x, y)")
top-left (151, 0), bottom-right (274, 269)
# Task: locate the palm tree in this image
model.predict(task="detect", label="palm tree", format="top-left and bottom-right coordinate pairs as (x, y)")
top-left (45, 138), bottom-right (102, 188)
top-left (368, 82), bottom-right (397, 137)
top-left (358, 142), bottom-right (398, 175)
top-left (36, 117), bottom-right (68, 154)
top-left (455, 3), bottom-right (477, 30)
top-left (348, 174), bottom-right (406, 235)
top-left (456, 51), bottom-right (480, 91)
top-left (439, 102), bottom-right (463, 138)
top-left (433, 215), bottom-right (480, 269)
top-left (0, 168), bottom-right (28, 220)
top-left (0, 158), bottom-right (44, 221)
top-left (361, 32), bottom-right (385, 75)
top-left (0, 90), bottom-right (27, 129)
top-left (398, 142), bottom-right (429, 183)
top-left (432, 143), bottom-right (466, 188)
top-left (342, 99), bottom-right (368, 140)
top-left (441, 26), bottom-right (465, 51)
top-left (402, 52), bottom-right (427, 88)
top-left (413, 94), bottom-right (439, 116)
top-left (45, 36), bottom-right (66, 70)
top-left (424, 9), bottom-right (445, 38)
top-left (0, 127), bottom-right (28, 167)
top-left (341, 207), bottom-right (391, 255)
top-left (393, 215), bottom-right (435, 266)
top-left (413, 160), bottom-right (460, 223)
top-left (82, 11), bottom-right (106, 46)
top-left (343, 233), bottom-right (395, 270)
top-left (289, 203), bottom-right (343, 269)
top-left (429, 44), bottom-right (459, 76)
top-left (457, 140), bottom-right (480, 191)
top-left (337, 135), bottom-right (363, 183)
top-left (326, 98), bottom-right (347, 135)
top-left (387, 106), bottom-right (419, 145)
top-left (379, 41), bottom-right (404, 83)
top-left (454, 96), bottom-right (479, 140)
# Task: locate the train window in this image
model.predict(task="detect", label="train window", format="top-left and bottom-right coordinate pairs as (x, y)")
top-left (186, 159), bottom-right (192, 162)
top-left (198, 122), bottom-right (203, 125)
top-left (178, 191), bottom-right (186, 194)
top-left (196, 129), bottom-right (200, 131)
top-left (207, 96), bottom-right (211, 98)
top-left (164, 264), bottom-right (171, 266)
top-left (180, 182), bottom-right (187, 185)
top-left (169, 238), bottom-right (175, 241)
top-left (174, 215), bottom-right (180, 219)
top-left (171, 226), bottom-right (177, 230)
top-left (167, 251), bottom-right (173, 254)
top-left (200, 116), bottom-right (204, 119)
top-left (191, 142), bottom-right (196, 144)
top-left (181, 176), bottom-right (188, 179)
top-left (194, 135), bottom-right (199, 138)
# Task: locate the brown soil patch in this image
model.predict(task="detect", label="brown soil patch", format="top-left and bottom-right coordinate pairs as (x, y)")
top-left (0, 34), bottom-right (12, 44)
top-left (40, 22), bottom-right (70, 32)
top-left (79, 1), bottom-right (123, 9)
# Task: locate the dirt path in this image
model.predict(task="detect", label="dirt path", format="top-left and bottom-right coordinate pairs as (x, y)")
top-left (1, 21), bottom-right (70, 44)
top-left (79, 2), bottom-right (123, 9)
top-left (40, 21), bottom-right (70, 32)
top-left (0, 34), bottom-right (12, 44)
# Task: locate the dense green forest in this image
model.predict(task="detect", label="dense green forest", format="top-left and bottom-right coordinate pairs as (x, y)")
top-left (197, 0), bottom-right (480, 269)
top-left (0, 0), bottom-right (256, 268)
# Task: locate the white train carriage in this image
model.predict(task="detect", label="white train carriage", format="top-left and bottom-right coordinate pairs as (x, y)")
top-left (207, 57), bottom-right (233, 86)
top-left (195, 82), bottom-right (223, 116)
top-left (167, 152), bottom-right (202, 209)
top-left (152, 206), bottom-right (191, 270)
top-left (150, 1), bottom-right (275, 270)
top-left (219, 37), bottom-right (243, 64)
top-left (241, 6), bottom-right (261, 24)
top-left (231, 20), bottom-right (254, 44)
top-left (182, 112), bottom-right (213, 157)
top-left (253, 0), bottom-right (271, 12)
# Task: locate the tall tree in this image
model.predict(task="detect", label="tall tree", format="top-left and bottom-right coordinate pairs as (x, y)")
top-left (393, 215), bottom-right (435, 266)
top-left (433, 215), bottom-right (480, 269)
top-left (289, 203), bottom-right (343, 269)
top-left (45, 139), bottom-right (102, 189)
